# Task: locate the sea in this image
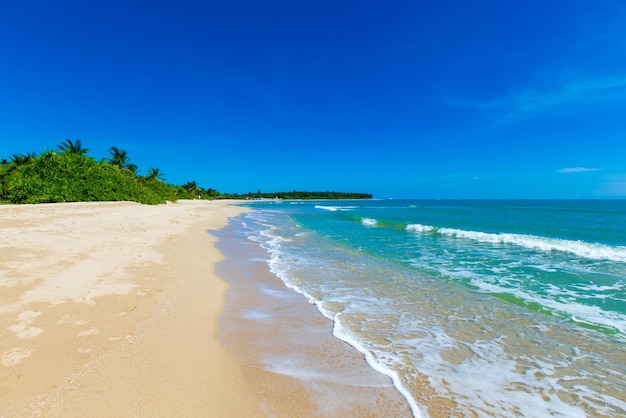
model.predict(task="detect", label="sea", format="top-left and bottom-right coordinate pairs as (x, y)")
top-left (230, 199), bottom-right (626, 417)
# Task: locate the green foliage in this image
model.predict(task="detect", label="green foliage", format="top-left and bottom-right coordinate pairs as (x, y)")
top-left (2, 151), bottom-right (177, 204)
top-left (145, 167), bottom-right (165, 182)
top-left (1, 153), bottom-right (38, 199)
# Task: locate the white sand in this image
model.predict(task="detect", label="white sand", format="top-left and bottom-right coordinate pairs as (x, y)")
top-left (0, 200), bottom-right (262, 416)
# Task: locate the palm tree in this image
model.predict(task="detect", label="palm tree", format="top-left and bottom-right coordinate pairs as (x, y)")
top-left (3, 152), bottom-right (38, 176)
top-left (125, 163), bottom-right (139, 177)
top-left (107, 146), bottom-right (130, 168)
top-left (106, 146), bottom-right (141, 176)
top-left (10, 152), bottom-right (37, 165)
top-left (58, 139), bottom-right (89, 155)
top-left (145, 167), bottom-right (165, 182)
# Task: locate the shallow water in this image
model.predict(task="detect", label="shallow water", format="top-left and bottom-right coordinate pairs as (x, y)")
top-left (233, 199), bottom-right (626, 417)
top-left (215, 221), bottom-right (411, 417)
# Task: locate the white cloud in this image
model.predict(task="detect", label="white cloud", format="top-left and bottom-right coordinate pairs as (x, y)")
top-left (557, 167), bottom-right (599, 173)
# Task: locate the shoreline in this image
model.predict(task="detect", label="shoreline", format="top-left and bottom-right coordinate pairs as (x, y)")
top-left (215, 212), bottom-right (413, 416)
top-left (0, 200), bottom-right (262, 416)
top-left (1, 199), bottom-right (417, 416)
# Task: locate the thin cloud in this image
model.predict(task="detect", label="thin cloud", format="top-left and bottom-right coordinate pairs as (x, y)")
top-left (598, 174), bottom-right (626, 196)
top-left (444, 173), bottom-right (464, 179)
top-left (558, 167), bottom-right (599, 173)
top-left (445, 74), bottom-right (626, 124)
top-left (508, 76), bottom-right (626, 120)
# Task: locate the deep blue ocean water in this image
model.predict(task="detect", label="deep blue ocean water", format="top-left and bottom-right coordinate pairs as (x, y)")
top-left (236, 199), bottom-right (626, 417)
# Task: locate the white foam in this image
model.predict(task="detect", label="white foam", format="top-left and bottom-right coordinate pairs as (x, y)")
top-left (440, 228), bottom-right (626, 262)
top-left (238, 207), bottom-right (626, 417)
top-left (406, 222), bottom-right (626, 263)
top-left (468, 278), bottom-right (626, 336)
top-left (361, 218), bottom-right (378, 227)
top-left (332, 318), bottom-right (425, 418)
top-left (405, 224), bottom-right (435, 233)
top-left (314, 205), bottom-right (357, 212)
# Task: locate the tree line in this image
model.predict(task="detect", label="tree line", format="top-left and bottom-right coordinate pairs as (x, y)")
top-left (220, 190), bottom-right (373, 200)
top-left (1, 139), bottom-right (372, 204)
top-left (0, 139), bottom-right (218, 204)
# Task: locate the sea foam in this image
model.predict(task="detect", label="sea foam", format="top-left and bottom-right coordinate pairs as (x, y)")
top-left (405, 224), bottom-right (626, 263)
top-left (405, 224), bottom-right (435, 233)
top-left (238, 203), bottom-right (626, 417)
top-left (314, 205), bottom-right (357, 212)
top-left (361, 218), bottom-right (378, 227)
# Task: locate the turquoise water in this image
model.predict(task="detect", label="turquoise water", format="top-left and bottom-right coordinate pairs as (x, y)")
top-left (237, 199), bottom-right (626, 417)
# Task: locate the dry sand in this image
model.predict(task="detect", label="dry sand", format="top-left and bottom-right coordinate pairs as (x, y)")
top-left (0, 200), bottom-right (262, 417)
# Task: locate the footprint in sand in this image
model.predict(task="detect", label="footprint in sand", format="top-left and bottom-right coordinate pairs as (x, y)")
top-left (57, 315), bottom-right (88, 326)
top-left (2, 347), bottom-right (33, 367)
top-left (8, 310), bottom-right (42, 339)
top-left (77, 327), bottom-right (100, 337)
top-left (116, 306), bottom-right (137, 317)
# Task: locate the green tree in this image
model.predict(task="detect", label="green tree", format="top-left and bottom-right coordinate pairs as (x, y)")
top-left (182, 181), bottom-right (198, 195)
top-left (9, 152), bottom-right (37, 166)
top-left (5, 151), bottom-right (177, 204)
top-left (58, 139), bottom-right (89, 156)
top-left (145, 167), bottom-right (165, 182)
top-left (107, 146), bottom-right (139, 177)
top-left (107, 146), bottom-right (130, 169)
top-left (125, 163), bottom-right (139, 177)
top-left (1, 153), bottom-right (38, 199)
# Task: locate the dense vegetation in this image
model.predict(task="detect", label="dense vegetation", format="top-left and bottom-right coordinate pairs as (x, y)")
top-left (1, 140), bottom-right (372, 204)
top-left (0, 140), bottom-right (215, 204)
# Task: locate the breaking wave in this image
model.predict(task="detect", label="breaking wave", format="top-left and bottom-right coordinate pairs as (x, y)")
top-left (405, 224), bottom-right (626, 263)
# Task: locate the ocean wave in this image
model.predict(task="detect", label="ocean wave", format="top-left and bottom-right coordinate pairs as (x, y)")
top-left (406, 224), bottom-right (626, 263)
top-left (238, 208), bottom-right (625, 416)
top-left (361, 218), bottom-right (378, 227)
top-left (468, 279), bottom-right (626, 336)
top-left (405, 224), bottom-right (435, 233)
top-left (314, 205), bottom-right (357, 212)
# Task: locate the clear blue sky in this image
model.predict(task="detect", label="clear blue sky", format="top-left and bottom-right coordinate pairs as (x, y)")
top-left (2, 0), bottom-right (625, 198)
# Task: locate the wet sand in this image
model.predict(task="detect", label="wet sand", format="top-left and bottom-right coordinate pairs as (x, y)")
top-left (216, 217), bottom-right (413, 417)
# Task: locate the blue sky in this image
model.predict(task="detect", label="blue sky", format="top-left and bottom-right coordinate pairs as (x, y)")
top-left (1, 0), bottom-right (625, 198)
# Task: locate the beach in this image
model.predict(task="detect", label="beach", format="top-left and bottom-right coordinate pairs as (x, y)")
top-left (0, 200), bottom-right (410, 417)
top-left (0, 200), bottom-right (263, 416)
top-left (6, 198), bottom-right (622, 417)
